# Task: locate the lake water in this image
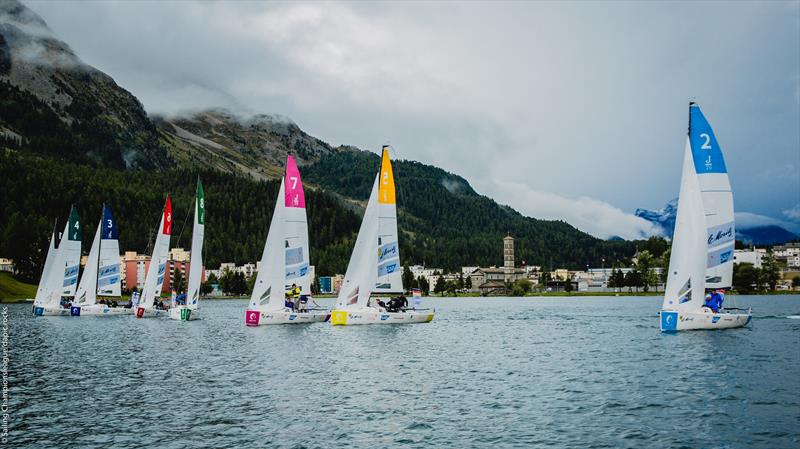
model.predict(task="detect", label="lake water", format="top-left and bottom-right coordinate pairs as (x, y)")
top-left (5, 295), bottom-right (800, 448)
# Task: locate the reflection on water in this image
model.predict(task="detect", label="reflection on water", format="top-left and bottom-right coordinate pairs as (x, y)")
top-left (7, 295), bottom-right (800, 448)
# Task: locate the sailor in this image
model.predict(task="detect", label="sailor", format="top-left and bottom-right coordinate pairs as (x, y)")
top-left (704, 291), bottom-right (720, 313)
top-left (289, 283), bottom-right (301, 301)
top-left (298, 295), bottom-right (309, 312)
top-left (398, 294), bottom-right (408, 311)
top-left (712, 289), bottom-right (725, 312)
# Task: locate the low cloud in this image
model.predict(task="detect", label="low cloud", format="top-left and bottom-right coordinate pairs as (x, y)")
top-left (783, 203), bottom-right (800, 222)
top-left (488, 181), bottom-right (660, 240)
top-left (735, 211), bottom-right (800, 234)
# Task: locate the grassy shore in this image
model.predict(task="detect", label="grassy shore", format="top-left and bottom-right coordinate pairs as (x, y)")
top-left (0, 272), bottom-right (36, 302)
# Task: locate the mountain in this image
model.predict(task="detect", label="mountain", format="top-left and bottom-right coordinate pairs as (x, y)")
top-left (635, 199), bottom-right (798, 245)
top-left (0, 0), bottom-right (170, 169)
top-left (154, 108), bottom-right (335, 179)
top-left (0, 0), bottom-right (642, 282)
top-left (736, 225), bottom-right (798, 246)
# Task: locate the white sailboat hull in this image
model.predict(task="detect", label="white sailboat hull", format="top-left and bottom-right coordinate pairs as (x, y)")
top-left (330, 308), bottom-right (435, 326)
top-left (135, 307), bottom-right (168, 318)
top-left (32, 306), bottom-right (71, 316)
top-left (69, 305), bottom-right (132, 317)
top-left (168, 306), bottom-right (200, 321)
top-left (244, 309), bottom-right (330, 326)
top-left (660, 309), bottom-right (752, 332)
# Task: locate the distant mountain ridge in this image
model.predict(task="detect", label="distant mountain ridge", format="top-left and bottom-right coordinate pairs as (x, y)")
top-left (155, 108), bottom-right (337, 180)
top-left (636, 199), bottom-right (798, 245)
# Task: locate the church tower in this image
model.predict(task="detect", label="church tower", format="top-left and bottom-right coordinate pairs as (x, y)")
top-left (503, 234), bottom-right (514, 281)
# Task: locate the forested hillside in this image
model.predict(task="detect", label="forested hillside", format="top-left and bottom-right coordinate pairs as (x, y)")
top-left (0, 150), bottom-right (360, 282)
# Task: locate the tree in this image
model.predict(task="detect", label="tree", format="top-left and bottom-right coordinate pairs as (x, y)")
top-left (172, 267), bottom-right (185, 294)
top-left (234, 272), bottom-right (247, 296)
top-left (733, 263), bottom-right (759, 294)
top-left (512, 278), bottom-right (532, 296)
top-left (219, 268), bottom-right (235, 296)
top-left (634, 250), bottom-right (657, 293)
top-left (445, 280), bottom-right (458, 296)
top-left (312, 275), bottom-right (321, 294)
top-left (200, 280), bottom-right (213, 296)
top-left (564, 277), bottom-right (574, 292)
top-left (792, 275), bottom-right (800, 289)
top-left (608, 268), bottom-right (625, 290)
top-left (402, 266), bottom-right (415, 290)
top-left (207, 272), bottom-right (218, 284)
top-left (759, 251), bottom-right (780, 291)
top-left (434, 276), bottom-right (446, 295)
top-left (457, 273), bottom-right (464, 290)
top-left (247, 272), bottom-right (258, 295)
top-left (658, 248), bottom-right (671, 285)
top-left (624, 269), bottom-right (642, 292)
top-left (465, 275), bottom-right (472, 290)
top-left (417, 276), bottom-right (430, 296)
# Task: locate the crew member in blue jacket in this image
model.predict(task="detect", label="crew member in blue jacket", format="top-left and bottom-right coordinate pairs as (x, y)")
top-left (704, 290), bottom-right (724, 313)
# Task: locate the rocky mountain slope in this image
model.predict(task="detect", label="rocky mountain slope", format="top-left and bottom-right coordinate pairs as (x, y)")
top-left (155, 108), bottom-right (335, 179)
top-left (0, 0), bottom-right (171, 169)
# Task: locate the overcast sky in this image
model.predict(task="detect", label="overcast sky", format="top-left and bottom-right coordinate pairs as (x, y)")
top-left (25, 0), bottom-right (800, 238)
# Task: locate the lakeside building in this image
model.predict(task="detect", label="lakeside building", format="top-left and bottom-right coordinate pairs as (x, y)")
top-left (774, 243), bottom-right (800, 269)
top-left (733, 248), bottom-right (766, 269)
top-left (468, 235), bottom-right (528, 295)
top-left (205, 262), bottom-right (314, 286)
top-left (121, 249), bottom-right (205, 294)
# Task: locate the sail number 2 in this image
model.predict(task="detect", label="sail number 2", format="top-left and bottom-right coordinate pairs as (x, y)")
top-left (700, 133), bottom-right (712, 150)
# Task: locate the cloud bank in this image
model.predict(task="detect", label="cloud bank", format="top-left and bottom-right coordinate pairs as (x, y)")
top-left (23, 1), bottom-right (800, 239)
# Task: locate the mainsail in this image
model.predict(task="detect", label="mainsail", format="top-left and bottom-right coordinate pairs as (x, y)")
top-left (33, 230), bottom-right (58, 307)
top-left (139, 197), bottom-right (173, 309)
top-left (187, 180), bottom-right (205, 308)
top-left (335, 176), bottom-right (380, 310)
top-left (662, 138), bottom-right (708, 312)
top-left (74, 205), bottom-right (121, 306)
top-left (73, 223), bottom-right (101, 306)
top-left (60, 206), bottom-right (81, 297)
top-left (689, 103), bottom-right (734, 289)
top-left (250, 181), bottom-right (287, 310)
top-left (97, 206), bottom-right (121, 297)
top-left (283, 156), bottom-right (311, 295)
top-left (336, 147), bottom-right (403, 309)
top-left (374, 147), bottom-right (403, 293)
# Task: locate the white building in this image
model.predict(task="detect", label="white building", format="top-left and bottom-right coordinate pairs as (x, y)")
top-left (0, 258), bottom-right (14, 273)
top-left (733, 248), bottom-right (766, 269)
top-left (407, 265), bottom-right (442, 287)
top-left (774, 243), bottom-right (800, 269)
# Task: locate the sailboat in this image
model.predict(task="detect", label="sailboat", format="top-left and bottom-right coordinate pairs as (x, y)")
top-left (169, 179), bottom-right (205, 321)
top-left (659, 103), bottom-right (751, 331)
top-left (135, 196), bottom-right (173, 318)
top-left (245, 155), bottom-right (329, 325)
top-left (33, 206), bottom-right (81, 316)
top-left (330, 147), bottom-right (434, 325)
top-left (70, 205), bottom-right (127, 316)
